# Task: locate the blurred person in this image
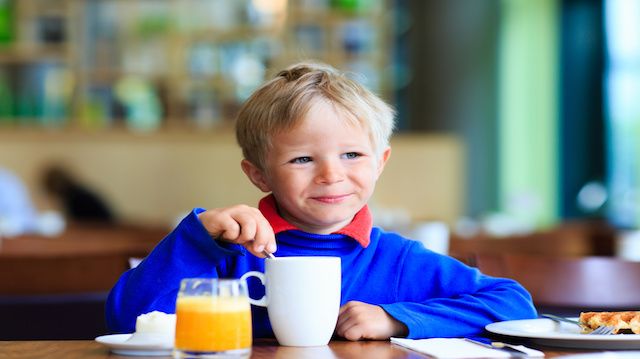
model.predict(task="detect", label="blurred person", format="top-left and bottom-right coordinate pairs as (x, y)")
top-left (41, 165), bottom-right (115, 223)
top-left (0, 167), bottom-right (39, 236)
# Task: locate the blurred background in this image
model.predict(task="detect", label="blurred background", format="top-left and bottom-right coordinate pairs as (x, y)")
top-left (1, 0), bottom-right (633, 231)
top-left (1, 0), bottom-right (640, 340)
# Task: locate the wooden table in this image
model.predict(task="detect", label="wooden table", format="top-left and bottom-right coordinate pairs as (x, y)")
top-left (0, 339), bottom-right (593, 359)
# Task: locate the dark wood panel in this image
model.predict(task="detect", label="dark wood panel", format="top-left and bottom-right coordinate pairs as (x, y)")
top-left (0, 223), bottom-right (167, 295)
top-left (0, 224), bottom-right (168, 339)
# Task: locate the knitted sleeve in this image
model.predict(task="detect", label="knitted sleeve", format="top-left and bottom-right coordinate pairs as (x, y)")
top-left (379, 241), bottom-right (537, 339)
top-left (105, 208), bottom-right (242, 333)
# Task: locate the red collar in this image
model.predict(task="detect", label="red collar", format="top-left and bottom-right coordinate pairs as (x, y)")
top-left (258, 194), bottom-right (372, 248)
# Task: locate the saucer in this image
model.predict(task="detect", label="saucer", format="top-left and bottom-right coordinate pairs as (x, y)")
top-left (95, 333), bottom-right (173, 356)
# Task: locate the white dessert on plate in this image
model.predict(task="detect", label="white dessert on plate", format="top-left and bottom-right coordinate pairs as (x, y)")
top-left (95, 311), bottom-right (176, 356)
top-left (125, 311), bottom-right (176, 346)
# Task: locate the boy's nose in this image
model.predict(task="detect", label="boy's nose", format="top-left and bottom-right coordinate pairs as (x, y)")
top-left (316, 161), bottom-right (344, 184)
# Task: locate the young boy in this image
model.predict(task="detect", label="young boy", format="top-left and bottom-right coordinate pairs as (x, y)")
top-left (106, 62), bottom-right (537, 340)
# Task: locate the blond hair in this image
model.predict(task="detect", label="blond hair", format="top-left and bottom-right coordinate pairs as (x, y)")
top-left (235, 62), bottom-right (395, 169)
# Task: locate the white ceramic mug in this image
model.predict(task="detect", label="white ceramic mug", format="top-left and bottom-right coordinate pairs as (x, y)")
top-left (616, 230), bottom-right (640, 261)
top-left (240, 256), bottom-right (341, 347)
top-left (413, 221), bottom-right (450, 255)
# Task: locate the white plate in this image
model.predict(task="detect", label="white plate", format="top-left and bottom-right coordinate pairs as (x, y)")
top-left (95, 334), bottom-right (173, 356)
top-left (486, 318), bottom-right (640, 350)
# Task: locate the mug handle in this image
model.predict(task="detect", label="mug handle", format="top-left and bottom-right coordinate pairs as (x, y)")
top-left (239, 271), bottom-right (267, 307)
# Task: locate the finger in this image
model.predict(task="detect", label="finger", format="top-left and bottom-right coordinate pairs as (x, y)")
top-left (340, 321), bottom-right (364, 341)
top-left (336, 303), bottom-right (356, 328)
top-left (232, 212), bottom-right (258, 244)
top-left (198, 209), bottom-right (234, 238)
top-left (200, 205), bottom-right (274, 257)
top-left (338, 301), bottom-right (362, 317)
top-left (215, 216), bottom-right (242, 241)
top-left (336, 303), bottom-right (361, 337)
top-left (233, 207), bottom-right (274, 255)
top-left (253, 215), bottom-right (276, 254)
top-left (335, 316), bottom-right (350, 338)
top-left (339, 301), bottom-right (359, 312)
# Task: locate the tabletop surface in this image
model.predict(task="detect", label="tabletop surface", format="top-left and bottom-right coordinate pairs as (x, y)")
top-left (0, 338), bottom-right (594, 359)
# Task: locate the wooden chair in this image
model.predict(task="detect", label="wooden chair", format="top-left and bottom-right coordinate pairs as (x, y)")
top-left (450, 220), bottom-right (617, 260)
top-left (473, 254), bottom-right (640, 317)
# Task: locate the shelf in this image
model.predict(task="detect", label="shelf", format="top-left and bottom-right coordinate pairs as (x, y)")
top-left (0, 0), bottom-right (394, 134)
top-left (0, 44), bottom-right (69, 63)
top-left (0, 121), bottom-right (237, 141)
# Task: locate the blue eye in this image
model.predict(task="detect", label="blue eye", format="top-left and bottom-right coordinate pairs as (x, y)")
top-left (344, 152), bottom-right (360, 159)
top-left (291, 156), bottom-right (312, 164)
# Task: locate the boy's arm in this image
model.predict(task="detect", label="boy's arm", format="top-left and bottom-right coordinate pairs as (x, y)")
top-left (380, 245), bottom-right (537, 339)
top-left (105, 208), bottom-right (242, 334)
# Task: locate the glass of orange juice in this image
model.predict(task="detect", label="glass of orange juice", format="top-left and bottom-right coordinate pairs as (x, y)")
top-left (173, 278), bottom-right (252, 358)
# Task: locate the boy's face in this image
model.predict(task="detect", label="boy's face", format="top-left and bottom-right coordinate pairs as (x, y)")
top-left (242, 99), bottom-right (390, 234)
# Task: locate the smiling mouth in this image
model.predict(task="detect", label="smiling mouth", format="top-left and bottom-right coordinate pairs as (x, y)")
top-left (312, 194), bottom-right (349, 203)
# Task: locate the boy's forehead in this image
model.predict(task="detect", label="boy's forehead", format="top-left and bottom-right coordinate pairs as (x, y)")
top-left (267, 122), bottom-right (377, 152)
top-left (279, 112), bottom-right (368, 137)
top-left (296, 99), bottom-right (363, 129)
top-left (261, 98), bottom-right (379, 151)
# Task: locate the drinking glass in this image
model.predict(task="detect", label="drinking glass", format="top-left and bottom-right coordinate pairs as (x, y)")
top-left (174, 278), bottom-right (252, 359)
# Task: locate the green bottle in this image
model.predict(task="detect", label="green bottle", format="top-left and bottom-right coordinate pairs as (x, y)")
top-left (0, 0), bottom-right (14, 45)
top-left (0, 70), bottom-right (14, 121)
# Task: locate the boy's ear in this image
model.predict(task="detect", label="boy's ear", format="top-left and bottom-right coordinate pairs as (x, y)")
top-left (241, 159), bottom-right (271, 192)
top-left (376, 147), bottom-right (392, 178)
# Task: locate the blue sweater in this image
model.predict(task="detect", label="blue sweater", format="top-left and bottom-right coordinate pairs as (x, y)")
top-left (106, 208), bottom-right (537, 339)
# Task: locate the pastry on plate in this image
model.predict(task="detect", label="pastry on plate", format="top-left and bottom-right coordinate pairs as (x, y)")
top-left (579, 311), bottom-right (640, 334)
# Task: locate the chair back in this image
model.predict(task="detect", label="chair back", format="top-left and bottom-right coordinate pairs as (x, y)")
top-left (474, 254), bottom-right (640, 315)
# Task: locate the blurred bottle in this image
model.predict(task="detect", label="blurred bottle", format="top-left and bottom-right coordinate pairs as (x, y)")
top-left (0, 70), bottom-right (14, 120)
top-left (114, 76), bottom-right (162, 132)
top-left (0, 0), bottom-right (14, 45)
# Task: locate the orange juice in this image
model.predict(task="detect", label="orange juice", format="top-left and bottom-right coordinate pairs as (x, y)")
top-left (175, 295), bottom-right (252, 352)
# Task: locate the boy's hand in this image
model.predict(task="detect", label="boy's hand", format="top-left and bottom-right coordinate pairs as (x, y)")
top-left (336, 301), bottom-right (408, 341)
top-left (198, 205), bottom-right (277, 258)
